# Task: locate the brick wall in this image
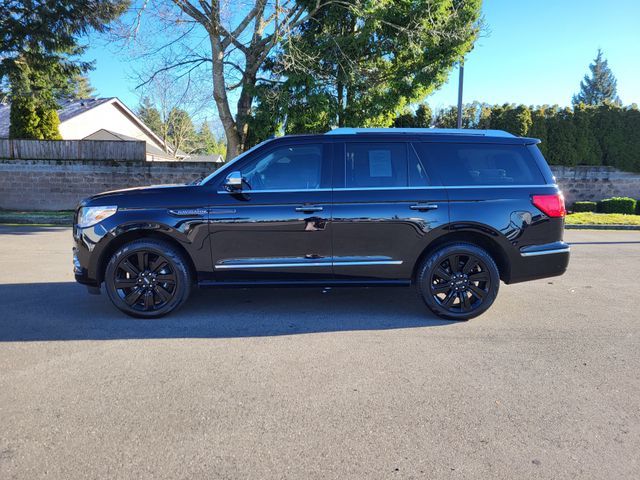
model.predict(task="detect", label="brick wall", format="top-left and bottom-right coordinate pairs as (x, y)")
top-left (0, 159), bottom-right (217, 210)
top-left (1, 159), bottom-right (639, 211)
top-left (552, 166), bottom-right (640, 205)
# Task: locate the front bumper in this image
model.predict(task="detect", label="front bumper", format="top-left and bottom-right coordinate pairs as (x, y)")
top-left (72, 217), bottom-right (111, 290)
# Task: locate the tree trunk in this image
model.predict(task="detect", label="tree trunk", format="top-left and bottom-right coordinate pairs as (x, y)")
top-left (209, 36), bottom-right (241, 160)
top-left (337, 79), bottom-right (344, 127)
top-left (235, 65), bottom-right (258, 151)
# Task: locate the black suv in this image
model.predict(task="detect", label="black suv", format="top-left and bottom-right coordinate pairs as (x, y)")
top-left (73, 128), bottom-right (569, 320)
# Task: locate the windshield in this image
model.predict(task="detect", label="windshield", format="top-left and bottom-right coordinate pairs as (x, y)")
top-left (198, 140), bottom-right (271, 186)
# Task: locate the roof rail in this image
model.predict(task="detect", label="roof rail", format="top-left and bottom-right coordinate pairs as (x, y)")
top-left (325, 127), bottom-right (515, 138)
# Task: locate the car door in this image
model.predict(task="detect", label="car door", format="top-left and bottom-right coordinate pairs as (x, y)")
top-left (208, 140), bottom-right (333, 283)
top-left (331, 140), bottom-right (449, 282)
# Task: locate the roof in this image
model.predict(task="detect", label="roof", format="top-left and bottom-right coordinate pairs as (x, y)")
top-left (325, 127), bottom-right (515, 137)
top-left (322, 127), bottom-right (540, 144)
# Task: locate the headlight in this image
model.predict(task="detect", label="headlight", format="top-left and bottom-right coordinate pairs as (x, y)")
top-left (78, 206), bottom-right (118, 228)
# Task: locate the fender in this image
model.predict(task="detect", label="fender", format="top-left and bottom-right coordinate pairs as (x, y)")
top-left (84, 210), bottom-right (211, 282)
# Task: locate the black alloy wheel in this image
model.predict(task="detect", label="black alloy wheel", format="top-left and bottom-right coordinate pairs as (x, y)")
top-left (417, 243), bottom-right (499, 321)
top-left (104, 239), bottom-right (192, 318)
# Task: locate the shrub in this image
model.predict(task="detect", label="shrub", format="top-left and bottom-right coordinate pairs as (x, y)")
top-left (637, 199), bottom-right (640, 215)
top-left (597, 197), bottom-right (637, 214)
top-left (572, 201), bottom-right (597, 213)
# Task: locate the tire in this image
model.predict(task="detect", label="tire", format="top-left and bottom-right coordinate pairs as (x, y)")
top-left (104, 239), bottom-right (192, 319)
top-left (416, 243), bottom-right (500, 321)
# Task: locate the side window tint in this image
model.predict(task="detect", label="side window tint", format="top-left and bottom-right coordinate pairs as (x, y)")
top-left (346, 143), bottom-right (407, 188)
top-left (240, 144), bottom-right (323, 191)
top-left (416, 143), bottom-right (545, 186)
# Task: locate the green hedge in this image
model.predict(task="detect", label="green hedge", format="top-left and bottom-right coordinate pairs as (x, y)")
top-left (572, 201), bottom-right (598, 212)
top-left (637, 199), bottom-right (640, 214)
top-left (597, 197), bottom-right (637, 214)
top-left (430, 102), bottom-right (640, 173)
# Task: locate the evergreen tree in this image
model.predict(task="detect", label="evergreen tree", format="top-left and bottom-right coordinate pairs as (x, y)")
top-left (572, 49), bottom-right (621, 106)
top-left (195, 121), bottom-right (227, 158)
top-left (7, 64), bottom-right (41, 139)
top-left (1, 1), bottom-right (127, 137)
top-left (9, 95), bottom-right (41, 139)
top-left (38, 107), bottom-right (62, 140)
top-left (137, 97), bottom-right (164, 135)
top-left (251, 0), bottom-right (482, 140)
top-left (393, 109), bottom-right (417, 128)
top-left (395, 103), bottom-right (433, 128)
top-left (414, 104), bottom-right (433, 128)
top-left (63, 74), bottom-right (96, 100)
top-left (432, 106), bottom-right (458, 128)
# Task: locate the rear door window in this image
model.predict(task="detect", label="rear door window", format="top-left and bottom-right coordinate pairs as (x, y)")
top-left (344, 142), bottom-right (430, 188)
top-left (415, 143), bottom-right (545, 186)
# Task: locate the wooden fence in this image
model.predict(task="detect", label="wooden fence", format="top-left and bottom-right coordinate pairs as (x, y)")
top-left (0, 139), bottom-right (146, 161)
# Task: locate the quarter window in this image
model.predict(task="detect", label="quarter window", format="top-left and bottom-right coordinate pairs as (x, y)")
top-left (416, 143), bottom-right (545, 186)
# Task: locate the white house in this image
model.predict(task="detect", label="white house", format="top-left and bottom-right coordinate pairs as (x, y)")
top-left (0, 97), bottom-right (184, 161)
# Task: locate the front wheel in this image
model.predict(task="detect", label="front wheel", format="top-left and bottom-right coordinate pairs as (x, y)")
top-left (416, 243), bottom-right (499, 321)
top-left (104, 239), bottom-right (192, 318)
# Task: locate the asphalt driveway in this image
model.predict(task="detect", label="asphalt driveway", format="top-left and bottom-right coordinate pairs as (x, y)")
top-left (0, 226), bottom-right (639, 479)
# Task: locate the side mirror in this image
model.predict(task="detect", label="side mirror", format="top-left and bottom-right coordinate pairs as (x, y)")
top-left (224, 171), bottom-right (243, 191)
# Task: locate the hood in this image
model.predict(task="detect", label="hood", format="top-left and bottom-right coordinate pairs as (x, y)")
top-left (79, 183), bottom-right (198, 208)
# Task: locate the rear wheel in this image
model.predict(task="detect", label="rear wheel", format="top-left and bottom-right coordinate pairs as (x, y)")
top-left (416, 243), bottom-right (499, 321)
top-left (104, 239), bottom-right (192, 318)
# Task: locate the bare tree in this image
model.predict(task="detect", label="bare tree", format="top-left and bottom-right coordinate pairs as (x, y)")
top-left (118, 0), bottom-right (338, 159)
top-left (137, 69), bottom-right (210, 156)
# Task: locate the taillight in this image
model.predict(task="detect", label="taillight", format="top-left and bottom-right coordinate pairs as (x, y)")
top-left (532, 193), bottom-right (566, 218)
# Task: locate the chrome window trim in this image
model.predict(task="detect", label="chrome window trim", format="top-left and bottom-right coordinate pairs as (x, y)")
top-left (333, 184), bottom-right (553, 191)
top-left (215, 184), bottom-right (554, 194)
top-left (520, 247), bottom-right (570, 257)
top-left (217, 188), bottom-right (332, 194)
top-left (215, 260), bottom-right (403, 270)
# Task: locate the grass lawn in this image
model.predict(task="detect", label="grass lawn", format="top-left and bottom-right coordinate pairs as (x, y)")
top-left (566, 212), bottom-right (640, 225)
top-left (0, 210), bottom-right (74, 225)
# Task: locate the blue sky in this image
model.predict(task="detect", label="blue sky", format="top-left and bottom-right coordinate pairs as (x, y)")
top-left (83, 0), bottom-right (640, 115)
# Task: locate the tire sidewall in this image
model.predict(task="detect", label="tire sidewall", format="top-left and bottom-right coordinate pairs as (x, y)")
top-left (417, 243), bottom-right (500, 321)
top-left (104, 240), bottom-right (191, 319)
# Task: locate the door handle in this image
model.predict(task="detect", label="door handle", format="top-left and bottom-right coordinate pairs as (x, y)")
top-left (410, 203), bottom-right (439, 211)
top-left (295, 206), bottom-right (324, 213)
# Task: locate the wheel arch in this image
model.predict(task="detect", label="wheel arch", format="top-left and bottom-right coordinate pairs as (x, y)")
top-left (412, 228), bottom-right (511, 282)
top-left (96, 227), bottom-right (197, 284)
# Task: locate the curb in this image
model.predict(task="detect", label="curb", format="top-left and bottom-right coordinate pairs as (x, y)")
top-left (565, 224), bottom-right (640, 231)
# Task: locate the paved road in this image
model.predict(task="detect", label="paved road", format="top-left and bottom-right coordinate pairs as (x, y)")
top-left (0, 226), bottom-right (639, 479)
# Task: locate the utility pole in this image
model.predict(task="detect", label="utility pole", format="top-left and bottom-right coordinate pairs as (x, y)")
top-left (456, 60), bottom-right (464, 129)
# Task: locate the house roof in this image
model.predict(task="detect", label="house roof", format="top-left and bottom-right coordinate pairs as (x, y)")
top-left (57, 97), bottom-right (113, 122)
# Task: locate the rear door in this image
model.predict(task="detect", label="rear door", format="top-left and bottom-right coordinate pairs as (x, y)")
top-left (331, 140), bottom-right (449, 282)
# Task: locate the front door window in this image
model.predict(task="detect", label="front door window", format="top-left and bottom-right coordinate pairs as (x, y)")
top-left (241, 144), bottom-right (324, 191)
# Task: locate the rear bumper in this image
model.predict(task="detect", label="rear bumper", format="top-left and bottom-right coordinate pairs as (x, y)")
top-left (507, 241), bottom-right (570, 284)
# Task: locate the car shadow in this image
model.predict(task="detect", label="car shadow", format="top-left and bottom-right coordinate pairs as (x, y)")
top-left (0, 282), bottom-right (455, 342)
